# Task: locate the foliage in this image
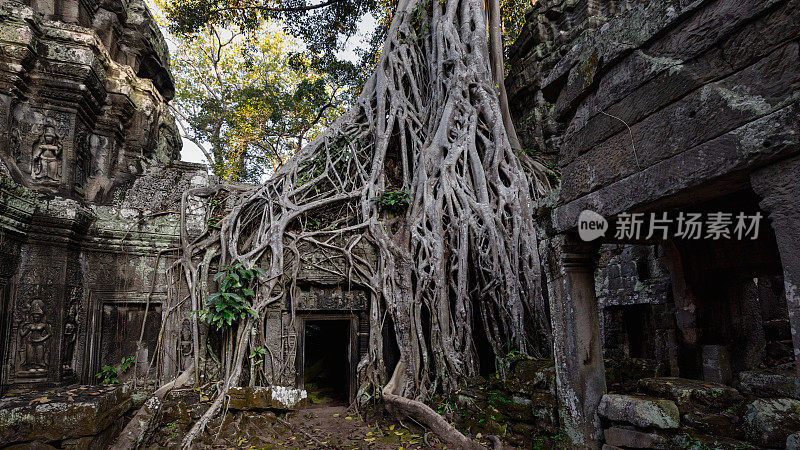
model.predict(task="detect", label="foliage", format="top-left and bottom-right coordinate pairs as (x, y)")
top-left (248, 346), bottom-right (267, 365)
top-left (163, 0), bottom-right (381, 87)
top-left (95, 355), bottom-right (136, 384)
top-left (197, 264), bottom-right (266, 330)
top-left (544, 160), bottom-right (561, 184)
top-left (500, 0), bottom-right (537, 55)
top-left (164, 0), bottom-right (534, 91)
top-left (166, 20), bottom-right (347, 182)
top-left (375, 189), bottom-right (410, 215)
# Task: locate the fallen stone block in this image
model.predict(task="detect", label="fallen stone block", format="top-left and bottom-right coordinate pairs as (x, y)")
top-left (227, 386), bottom-right (308, 411)
top-left (530, 390), bottom-right (559, 433)
top-left (513, 358), bottom-right (556, 393)
top-left (638, 377), bottom-right (742, 411)
top-left (0, 385), bottom-right (133, 447)
top-left (670, 432), bottom-right (757, 450)
top-left (787, 431), bottom-right (800, 449)
top-left (598, 394), bottom-right (679, 429)
top-left (743, 398), bottom-right (800, 448)
top-left (739, 367), bottom-right (799, 399)
top-left (604, 358), bottom-right (661, 385)
top-left (680, 410), bottom-right (743, 440)
top-left (4, 443), bottom-right (58, 450)
top-left (604, 426), bottom-right (669, 449)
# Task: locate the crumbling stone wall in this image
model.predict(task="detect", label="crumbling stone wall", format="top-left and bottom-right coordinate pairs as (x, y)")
top-left (509, 0), bottom-right (800, 447)
top-left (0, 0), bottom-right (178, 204)
top-left (0, 0), bottom-right (210, 393)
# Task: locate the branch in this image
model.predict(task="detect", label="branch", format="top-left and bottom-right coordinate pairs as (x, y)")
top-left (208, 0), bottom-right (341, 16)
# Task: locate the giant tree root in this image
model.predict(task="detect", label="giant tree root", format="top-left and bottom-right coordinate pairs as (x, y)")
top-left (382, 362), bottom-right (488, 449)
top-left (111, 364), bottom-right (194, 449)
top-left (175, 0), bottom-right (553, 447)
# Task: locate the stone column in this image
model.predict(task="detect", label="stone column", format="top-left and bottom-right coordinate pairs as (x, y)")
top-left (547, 234), bottom-right (605, 448)
top-left (661, 240), bottom-right (702, 378)
top-left (751, 156), bottom-right (800, 388)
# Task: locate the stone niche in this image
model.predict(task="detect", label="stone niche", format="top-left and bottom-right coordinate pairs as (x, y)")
top-left (89, 292), bottom-right (165, 380)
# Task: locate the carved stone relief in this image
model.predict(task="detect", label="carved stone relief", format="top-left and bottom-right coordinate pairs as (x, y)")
top-left (61, 286), bottom-right (81, 373)
top-left (31, 122), bottom-right (63, 182)
top-left (17, 299), bottom-right (52, 377)
top-left (295, 286), bottom-right (368, 310)
top-left (73, 121), bottom-right (90, 189)
top-left (179, 318), bottom-right (193, 370)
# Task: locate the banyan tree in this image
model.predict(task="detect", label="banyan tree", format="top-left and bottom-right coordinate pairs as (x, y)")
top-left (158, 0), bottom-right (554, 447)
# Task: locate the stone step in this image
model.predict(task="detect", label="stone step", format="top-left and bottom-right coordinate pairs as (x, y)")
top-left (637, 377), bottom-right (743, 411)
top-left (598, 394), bottom-right (680, 429)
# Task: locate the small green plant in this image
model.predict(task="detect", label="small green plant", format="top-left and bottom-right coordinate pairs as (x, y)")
top-left (306, 217), bottom-right (323, 230)
top-left (196, 263), bottom-right (266, 330)
top-left (164, 421), bottom-right (179, 440)
top-left (544, 160), bottom-right (561, 184)
top-left (503, 349), bottom-right (527, 363)
top-left (683, 432), bottom-right (709, 449)
top-left (207, 216), bottom-right (222, 229)
top-left (375, 189), bottom-right (410, 215)
top-left (249, 345), bottom-right (267, 365)
top-left (95, 355), bottom-right (136, 384)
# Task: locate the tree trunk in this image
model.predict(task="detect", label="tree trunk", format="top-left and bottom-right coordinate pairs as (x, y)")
top-left (177, 0), bottom-right (552, 446)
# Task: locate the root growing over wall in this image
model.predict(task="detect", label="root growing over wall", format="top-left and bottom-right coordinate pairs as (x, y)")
top-left (176, 0), bottom-right (553, 446)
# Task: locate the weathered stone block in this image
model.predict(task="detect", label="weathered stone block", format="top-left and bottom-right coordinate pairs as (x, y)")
top-left (638, 377), bottom-right (742, 411)
top-left (604, 358), bottom-right (660, 385)
top-left (701, 345), bottom-right (733, 385)
top-left (739, 368), bottom-right (799, 399)
top-left (680, 410), bottom-right (743, 440)
top-left (227, 386), bottom-right (308, 411)
top-left (597, 394), bottom-right (679, 429)
top-left (513, 358), bottom-right (556, 392)
top-left (530, 390), bottom-right (559, 432)
top-left (670, 432), bottom-right (756, 450)
top-left (4, 442), bottom-right (57, 449)
top-left (743, 398), bottom-right (800, 448)
top-left (786, 431), bottom-right (800, 449)
top-left (604, 426), bottom-right (669, 449)
top-left (0, 385), bottom-right (132, 446)
top-left (60, 436), bottom-right (93, 449)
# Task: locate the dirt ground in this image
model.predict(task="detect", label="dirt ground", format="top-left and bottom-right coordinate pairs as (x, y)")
top-left (151, 392), bottom-right (466, 449)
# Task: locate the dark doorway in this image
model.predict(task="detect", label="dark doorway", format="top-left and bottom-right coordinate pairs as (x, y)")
top-left (303, 320), bottom-right (350, 404)
top-left (99, 302), bottom-right (162, 379)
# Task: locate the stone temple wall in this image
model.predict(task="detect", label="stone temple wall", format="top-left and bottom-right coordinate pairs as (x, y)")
top-left (508, 0), bottom-right (800, 446)
top-left (0, 0), bottom-right (212, 392)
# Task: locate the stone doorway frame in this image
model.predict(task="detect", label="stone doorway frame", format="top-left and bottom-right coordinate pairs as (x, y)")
top-left (85, 290), bottom-right (167, 384)
top-left (294, 312), bottom-right (359, 404)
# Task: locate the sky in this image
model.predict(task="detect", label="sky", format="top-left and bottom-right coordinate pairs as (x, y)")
top-left (147, 1), bottom-right (377, 168)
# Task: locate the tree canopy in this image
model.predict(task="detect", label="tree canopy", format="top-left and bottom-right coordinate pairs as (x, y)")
top-left (164, 0), bottom-right (535, 180)
top-left (169, 22), bottom-right (348, 181)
